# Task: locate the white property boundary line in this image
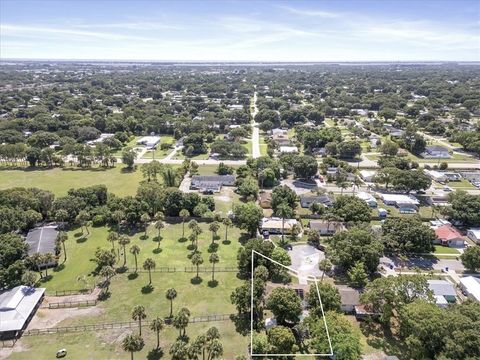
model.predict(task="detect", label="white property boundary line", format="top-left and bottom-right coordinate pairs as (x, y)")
top-left (250, 250), bottom-right (334, 357)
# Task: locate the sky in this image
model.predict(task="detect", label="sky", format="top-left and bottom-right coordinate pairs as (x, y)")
top-left (1, 0), bottom-right (479, 61)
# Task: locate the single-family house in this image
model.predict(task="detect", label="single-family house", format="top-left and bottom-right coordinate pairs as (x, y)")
top-left (356, 192), bottom-right (377, 207)
top-left (425, 170), bottom-right (447, 183)
top-left (299, 194), bottom-right (332, 208)
top-left (279, 146), bottom-right (298, 153)
top-left (460, 276), bottom-right (480, 302)
top-left (136, 135), bottom-right (161, 149)
top-left (261, 217), bottom-right (298, 235)
top-left (422, 145), bottom-right (451, 159)
top-left (467, 228), bottom-right (480, 244)
top-left (380, 194), bottom-right (420, 208)
top-left (309, 220), bottom-right (346, 236)
top-left (434, 224), bottom-right (465, 247)
top-left (360, 170), bottom-right (376, 182)
top-left (338, 287), bottom-right (360, 313)
top-left (427, 280), bottom-right (457, 306)
top-left (190, 175), bottom-right (236, 193)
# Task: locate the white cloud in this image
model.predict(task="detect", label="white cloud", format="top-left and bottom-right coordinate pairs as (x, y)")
top-left (1, 24), bottom-right (151, 41)
top-left (279, 5), bottom-right (340, 18)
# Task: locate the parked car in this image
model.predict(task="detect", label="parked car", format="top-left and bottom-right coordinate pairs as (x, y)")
top-left (56, 349), bottom-right (67, 358)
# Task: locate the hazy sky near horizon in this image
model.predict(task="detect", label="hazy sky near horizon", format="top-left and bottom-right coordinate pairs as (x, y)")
top-left (1, 0), bottom-right (479, 61)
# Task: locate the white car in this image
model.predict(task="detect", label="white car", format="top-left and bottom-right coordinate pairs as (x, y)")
top-left (56, 349), bottom-right (67, 358)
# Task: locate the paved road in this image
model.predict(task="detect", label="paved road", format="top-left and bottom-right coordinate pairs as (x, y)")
top-left (251, 91), bottom-right (261, 159)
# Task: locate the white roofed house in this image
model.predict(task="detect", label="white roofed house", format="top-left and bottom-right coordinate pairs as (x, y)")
top-left (427, 280), bottom-right (457, 307)
top-left (356, 191), bottom-right (377, 208)
top-left (136, 135), bottom-right (161, 149)
top-left (360, 170), bottom-right (376, 183)
top-left (459, 276), bottom-right (480, 302)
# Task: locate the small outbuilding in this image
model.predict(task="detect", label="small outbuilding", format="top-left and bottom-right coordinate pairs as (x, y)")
top-left (467, 228), bottom-right (480, 244)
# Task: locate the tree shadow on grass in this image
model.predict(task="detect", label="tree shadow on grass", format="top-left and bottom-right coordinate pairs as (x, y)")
top-left (140, 235), bottom-right (149, 241)
top-left (190, 276), bottom-right (203, 285)
top-left (222, 239), bottom-right (231, 245)
top-left (147, 348), bottom-right (164, 360)
top-left (76, 237), bottom-right (88, 244)
top-left (127, 272), bottom-right (139, 280)
top-left (39, 274), bottom-right (53, 283)
top-left (186, 244), bottom-right (196, 251)
top-left (116, 266), bottom-right (128, 274)
top-left (178, 237), bottom-right (187, 243)
top-left (141, 284), bottom-right (154, 294)
top-left (74, 232), bottom-right (84, 238)
top-left (97, 290), bottom-right (111, 301)
top-left (153, 236), bottom-right (162, 243)
top-left (208, 243), bottom-right (219, 253)
top-left (207, 280), bottom-right (218, 288)
top-left (361, 321), bottom-right (408, 359)
top-left (53, 264), bottom-right (65, 272)
top-left (152, 248), bottom-right (162, 254)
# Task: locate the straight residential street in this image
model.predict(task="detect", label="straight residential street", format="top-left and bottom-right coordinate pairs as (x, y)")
top-left (251, 91), bottom-right (261, 159)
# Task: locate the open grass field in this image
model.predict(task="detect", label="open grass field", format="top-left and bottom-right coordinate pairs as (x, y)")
top-left (0, 166), bottom-right (144, 197)
top-left (8, 318), bottom-right (247, 359)
top-left (41, 221), bottom-right (244, 292)
top-left (11, 221), bottom-right (249, 358)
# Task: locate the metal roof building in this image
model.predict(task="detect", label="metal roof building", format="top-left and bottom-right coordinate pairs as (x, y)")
top-left (0, 286), bottom-right (45, 339)
top-left (25, 225), bottom-right (58, 256)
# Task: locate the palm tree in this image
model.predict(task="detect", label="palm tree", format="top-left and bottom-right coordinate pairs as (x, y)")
top-left (107, 231), bottom-right (119, 252)
top-left (99, 265), bottom-right (116, 292)
top-left (118, 235), bottom-right (131, 267)
top-left (57, 231), bottom-right (68, 263)
top-left (155, 220), bottom-right (164, 247)
top-left (222, 218), bottom-right (232, 242)
top-left (179, 209), bottom-right (190, 238)
top-left (42, 253), bottom-right (55, 277)
top-left (75, 210), bottom-right (90, 235)
top-left (150, 317), bottom-right (164, 349)
top-left (162, 166), bottom-right (178, 187)
top-left (131, 305), bottom-right (147, 336)
top-left (129, 245), bottom-right (140, 273)
top-left (122, 333), bottom-right (144, 360)
top-left (208, 221), bottom-right (220, 244)
top-left (112, 210), bottom-right (125, 229)
top-left (169, 339), bottom-right (188, 359)
top-left (29, 253), bottom-right (43, 278)
top-left (140, 213), bottom-right (150, 237)
top-left (143, 258), bottom-right (156, 285)
top-left (351, 176), bottom-right (362, 195)
top-left (207, 339), bottom-right (223, 359)
top-left (276, 203), bottom-right (293, 243)
top-left (173, 307), bottom-right (190, 337)
top-left (188, 220), bottom-right (202, 251)
top-left (209, 253), bottom-right (219, 282)
top-left (318, 258), bottom-right (332, 282)
top-left (191, 253), bottom-right (204, 279)
top-left (165, 288), bottom-right (177, 318)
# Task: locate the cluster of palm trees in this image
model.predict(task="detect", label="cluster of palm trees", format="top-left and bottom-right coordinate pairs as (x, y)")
top-left (141, 160), bottom-right (180, 187)
top-left (185, 217), bottom-right (232, 284)
top-left (169, 326), bottom-right (224, 360)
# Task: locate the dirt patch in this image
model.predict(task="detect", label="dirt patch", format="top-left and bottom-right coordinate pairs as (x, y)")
top-left (27, 306), bottom-right (104, 330)
top-left (41, 288), bottom-right (101, 307)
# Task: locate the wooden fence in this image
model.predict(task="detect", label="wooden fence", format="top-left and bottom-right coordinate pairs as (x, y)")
top-left (129, 266), bottom-right (238, 273)
top-left (23, 313), bottom-right (236, 336)
top-left (48, 300), bottom-right (97, 309)
top-left (46, 288), bottom-right (93, 297)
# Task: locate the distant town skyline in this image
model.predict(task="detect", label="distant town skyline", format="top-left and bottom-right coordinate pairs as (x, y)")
top-left (1, 0), bottom-right (479, 61)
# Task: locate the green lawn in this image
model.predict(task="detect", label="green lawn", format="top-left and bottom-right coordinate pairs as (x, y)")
top-left (444, 179), bottom-right (476, 190)
top-left (0, 166), bottom-right (144, 197)
top-left (9, 317), bottom-right (247, 359)
top-left (433, 245), bottom-right (460, 255)
top-left (17, 221), bottom-right (248, 358)
top-left (40, 222), bottom-right (243, 292)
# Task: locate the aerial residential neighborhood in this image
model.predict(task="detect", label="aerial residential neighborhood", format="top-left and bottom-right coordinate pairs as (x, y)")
top-left (0, 0), bottom-right (479, 359)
